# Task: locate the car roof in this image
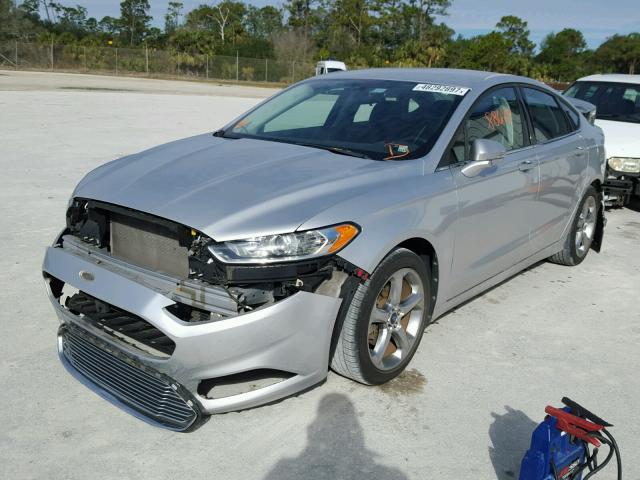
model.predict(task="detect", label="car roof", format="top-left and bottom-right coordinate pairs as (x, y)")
top-left (310, 68), bottom-right (545, 90)
top-left (576, 74), bottom-right (640, 85)
top-left (317, 60), bottom-right (346, 67)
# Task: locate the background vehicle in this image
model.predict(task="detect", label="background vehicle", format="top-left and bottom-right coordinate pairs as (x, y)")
top-left (43, 69), bottom-right (605, 430)
top-left (565, 74), bottom-right (640, 206)
top-left (565, 97), bottom-right (597, 125)
top-left (315, 60), bottom-right (347, 75)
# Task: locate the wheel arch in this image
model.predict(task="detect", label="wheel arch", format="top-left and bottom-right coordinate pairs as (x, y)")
top-left (591, 178), bottom-right (602, 192)
top-left (328, 235), bottom-right (440, 367)
top-left (395, 237), bottom-right (439, 319)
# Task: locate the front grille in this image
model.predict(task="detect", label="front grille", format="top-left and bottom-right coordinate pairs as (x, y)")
top-left (60, 325), bottom-right (199, 431)
top-left (66, 292), bottom-right (175, 357)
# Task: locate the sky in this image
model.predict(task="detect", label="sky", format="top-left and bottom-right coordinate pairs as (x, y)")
top-left (78, 0), bottom-right (639, 49)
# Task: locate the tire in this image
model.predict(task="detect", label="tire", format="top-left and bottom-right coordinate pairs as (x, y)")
top-left (548, 186), bottom-right (599, 266)
top-left (330, 248), bottom-right (431, 385)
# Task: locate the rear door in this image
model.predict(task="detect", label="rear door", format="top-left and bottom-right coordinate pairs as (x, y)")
top-left (520, 87), bottom-right (586, 252)
top-left (448, 86), bottom-right (540, 295)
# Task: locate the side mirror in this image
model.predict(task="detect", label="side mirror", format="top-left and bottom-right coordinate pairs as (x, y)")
top-left (470, 138), bottom-right (506, 162)
top-left (461, 139), bottom-right (506, 177)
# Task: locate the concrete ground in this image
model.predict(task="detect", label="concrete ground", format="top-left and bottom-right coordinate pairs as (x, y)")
top-left (1, 70), bottom-right (638, 480)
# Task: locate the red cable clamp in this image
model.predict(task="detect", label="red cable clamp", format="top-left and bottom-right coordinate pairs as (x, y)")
top-left (545, 406), bottom-right (604, 447)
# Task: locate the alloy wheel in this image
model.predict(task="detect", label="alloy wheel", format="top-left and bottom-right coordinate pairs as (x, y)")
top-left (367, 268), bottom-right (425, 371)
top-left (575, 196), bottom-right (597, 257)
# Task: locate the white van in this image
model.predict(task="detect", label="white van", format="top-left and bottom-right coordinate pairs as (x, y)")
top-left (315, 60), bottom-right (347, 76)
top-left (565, 74), bottom-right (640, 205)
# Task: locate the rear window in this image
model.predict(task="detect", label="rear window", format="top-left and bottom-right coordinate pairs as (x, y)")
top-left (522, 88), bottom-right (571, 142)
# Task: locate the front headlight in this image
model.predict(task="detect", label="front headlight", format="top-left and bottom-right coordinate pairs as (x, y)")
top-left (208, 223), bottom-right (360, 264)
top-left (608, 157), bottom-right (640, 173)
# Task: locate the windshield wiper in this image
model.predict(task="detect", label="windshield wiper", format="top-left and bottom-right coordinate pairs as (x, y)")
top-left (294, 142), bottom-right (371, 159)
top-left (213, 129), bottom-right (242, 139)
top-left (212, 133), bottom-right (373, 157)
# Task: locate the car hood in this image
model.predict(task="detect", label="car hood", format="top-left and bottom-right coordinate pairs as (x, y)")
top-left (595, 119), bottom-right (640, 158)
top-left (73, 134), bottom-right (416, 241)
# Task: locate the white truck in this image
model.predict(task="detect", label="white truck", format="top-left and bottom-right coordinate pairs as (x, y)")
top-left (315, 60), bottom-right (347, 76)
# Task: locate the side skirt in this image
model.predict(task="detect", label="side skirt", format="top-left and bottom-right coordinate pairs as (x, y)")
top-left (432, 241), bottom-right (562, 320)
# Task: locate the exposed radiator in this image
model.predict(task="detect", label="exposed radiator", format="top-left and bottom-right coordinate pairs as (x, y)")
top-left (110, 213), bottom-right (189, 279)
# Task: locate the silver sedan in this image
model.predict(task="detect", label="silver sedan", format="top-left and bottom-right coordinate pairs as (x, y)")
top-left (43, 68), bottom-right (606, 430)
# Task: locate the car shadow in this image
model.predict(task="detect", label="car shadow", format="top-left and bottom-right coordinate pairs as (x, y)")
top-left (263, 393), bottom-right (408, 480)
top-left (488, 406), bottom-right (538, 480)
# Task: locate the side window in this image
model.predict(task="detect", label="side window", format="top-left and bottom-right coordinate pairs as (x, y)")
top-left (523, 88), bottom-right (570, 142)
top-left (466, 87), bottom-right (526, 152)
top-left (448, 126), bottom-right (466, 164)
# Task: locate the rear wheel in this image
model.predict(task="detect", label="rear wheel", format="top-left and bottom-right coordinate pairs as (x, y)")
top-left (331, 248), bottom-right (430, 385)
top-left (549, 186), bottom-right (599, 266)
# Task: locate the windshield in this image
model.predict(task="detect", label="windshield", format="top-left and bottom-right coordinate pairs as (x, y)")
top-left (225, 79), bottom-right (465, 160)
top-left (565, 81), bottom-right (640, 124)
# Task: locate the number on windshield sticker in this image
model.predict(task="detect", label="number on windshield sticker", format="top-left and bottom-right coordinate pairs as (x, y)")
top-left (413, 84), bottom-right (470, 96)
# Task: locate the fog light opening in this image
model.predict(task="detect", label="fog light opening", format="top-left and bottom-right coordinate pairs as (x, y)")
top-left (197, 369), bottom-right (295, 399)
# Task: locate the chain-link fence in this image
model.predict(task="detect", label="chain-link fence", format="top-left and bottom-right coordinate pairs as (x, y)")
top-left (0, 41), bottom-right (316, 85)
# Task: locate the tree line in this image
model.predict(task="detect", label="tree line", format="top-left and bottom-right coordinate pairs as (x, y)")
top-left (1, 0), bottom-right (639, 82)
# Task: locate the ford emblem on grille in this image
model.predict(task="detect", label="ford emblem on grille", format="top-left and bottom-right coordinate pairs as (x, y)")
top-left (79, 270), bottom-right (95, 281)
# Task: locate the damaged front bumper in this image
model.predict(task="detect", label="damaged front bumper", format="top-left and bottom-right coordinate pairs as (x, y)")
top-left (43, 236), bottom-right (343, 430)
top-left (603, 169), bottom-right (639, 206)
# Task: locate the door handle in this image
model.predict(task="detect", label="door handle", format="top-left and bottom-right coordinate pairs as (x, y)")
top-left (575, 145), bottom-right (586, 156)
top-left (518, 160), bottom-right (535, 172)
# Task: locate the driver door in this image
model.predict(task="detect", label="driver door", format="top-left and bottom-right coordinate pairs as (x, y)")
top-left (448, 86), bottom-right (540, 296)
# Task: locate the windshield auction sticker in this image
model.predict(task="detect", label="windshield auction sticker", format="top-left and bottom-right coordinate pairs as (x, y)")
top-left (413, 83), bottom-right (470, 96)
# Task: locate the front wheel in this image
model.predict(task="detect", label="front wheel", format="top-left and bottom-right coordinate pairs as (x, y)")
top-left (548, 186), bottom-right (599, 266)
top-left (330, 248), bottom-right (430, 385)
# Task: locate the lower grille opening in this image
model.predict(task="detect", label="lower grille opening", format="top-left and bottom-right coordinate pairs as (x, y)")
top-left (165, 302), bottom-right (217, 323)
top-left (60, 325), bottom-right (200, 431)
top-left (64, 290), bottom-right (176, 357)
top-left (198, 369), bottom-right (294, 399)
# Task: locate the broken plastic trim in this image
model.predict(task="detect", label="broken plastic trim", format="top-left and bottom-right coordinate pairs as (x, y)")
top-left (65, 197), bottom-right (371, 311)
